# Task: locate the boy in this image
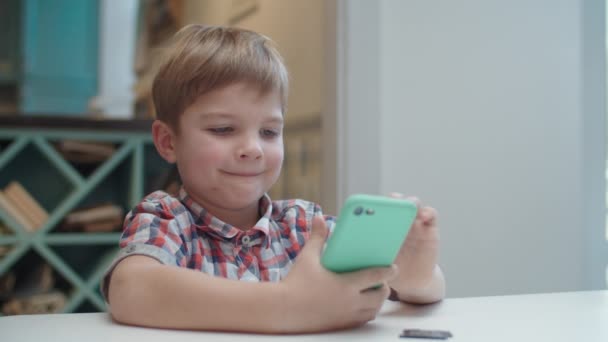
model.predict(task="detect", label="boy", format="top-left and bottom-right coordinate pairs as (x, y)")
top-left (102, 25), bottom-right (445, 333)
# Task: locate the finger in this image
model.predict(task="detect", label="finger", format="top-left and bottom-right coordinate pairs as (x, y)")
top-left (342, 264), bottom-right (398, 289)
top-left (304, 216), bottom-right (329, 256)
top-left (359, 286), bottom-right (390, 321)
top-left (360, 284), bottom-right (391, 306)
top-left (357, 308), bottom-right (380, 324)
top-left (419, 206), bottom-right (438, 224)
top-left (387, 192), bottom-right (420, 208)
top-left (387, 192), bottom-right (421, 213)
top-left (389, 192), bottom-right (404, 199)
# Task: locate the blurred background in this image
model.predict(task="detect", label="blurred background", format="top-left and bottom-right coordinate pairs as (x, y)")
top-left (0, 0), bottom-right (325, 203)
top-left (0, 0), bottom-right (605, 316)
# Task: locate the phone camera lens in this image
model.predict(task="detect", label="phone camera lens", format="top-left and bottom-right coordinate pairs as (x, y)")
top-left (365, 208), bottom-right (375, 215)
top-left (354, 206), bottom-right (364, 215)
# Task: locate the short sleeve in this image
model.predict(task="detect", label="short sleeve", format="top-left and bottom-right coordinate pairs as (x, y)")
top-left (100, 191), bottom-right (190, 303)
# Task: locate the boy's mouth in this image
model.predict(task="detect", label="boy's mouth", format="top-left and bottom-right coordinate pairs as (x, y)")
top-left (221, 170), bottom-right (263, 177)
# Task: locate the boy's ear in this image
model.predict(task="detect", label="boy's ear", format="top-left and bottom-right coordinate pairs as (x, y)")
top-left (152, 120), bottom-right (178, 164)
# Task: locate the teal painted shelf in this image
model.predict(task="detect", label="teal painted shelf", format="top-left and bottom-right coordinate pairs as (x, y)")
top-left (0, 120), bottom-right (172, 315)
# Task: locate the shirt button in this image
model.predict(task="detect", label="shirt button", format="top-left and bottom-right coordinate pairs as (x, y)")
top-left (241, 235), bottom-right (251, 245)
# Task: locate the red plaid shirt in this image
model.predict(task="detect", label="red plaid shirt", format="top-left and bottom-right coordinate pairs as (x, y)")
top-left (102, 188), bottom-right (335, 300)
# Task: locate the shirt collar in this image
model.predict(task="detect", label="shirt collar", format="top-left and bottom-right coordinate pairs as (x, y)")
top-left (178, 187), bottom-right (273, 244)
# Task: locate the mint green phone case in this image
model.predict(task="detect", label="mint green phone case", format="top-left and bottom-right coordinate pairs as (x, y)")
top-left (321, 194), bottom-right (418, 273)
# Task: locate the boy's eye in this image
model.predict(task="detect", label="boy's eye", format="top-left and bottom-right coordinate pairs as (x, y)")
top-left (261, 129), bottom-right (280, 138)
top-left (209, 127), bottom-right (233, 134)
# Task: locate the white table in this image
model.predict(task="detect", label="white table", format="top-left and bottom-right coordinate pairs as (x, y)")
top-left (1, 290), bottom-right (606, 342)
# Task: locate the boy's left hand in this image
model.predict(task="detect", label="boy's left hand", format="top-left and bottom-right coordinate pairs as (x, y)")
top-left (387, 193), bottom-right (445, 303)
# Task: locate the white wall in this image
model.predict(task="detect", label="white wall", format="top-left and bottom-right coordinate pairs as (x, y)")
top-left (581, 0), bottom-right (607, 292)
top-left (333, 0), bottom-right (606, 297)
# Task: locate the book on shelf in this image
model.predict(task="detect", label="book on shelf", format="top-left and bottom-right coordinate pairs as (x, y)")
top-left (4, 181), bottom-right (49, 229)
top-left (0, 222), bottom-right (10, 235)
top-left (64, 203), bottom-right (123, 226)
top-left (57, 140), bottom-right (116, 163)
top-left (0, 271), bottom-right (16, 297)
top-left (2, 291), bottom-right (67, 315)
top-left (0, 262), bottom-right (57, 314)
top-left (13, 262), bottom-right (55, 296)
top-left (0, 245), bottom-right (11, 257)
top-left (62, 216), bottom-right (123, 233)
top-left (0, 190), bottom-right (36, 232)
top-left (83, 216), bottom-right (123, 233)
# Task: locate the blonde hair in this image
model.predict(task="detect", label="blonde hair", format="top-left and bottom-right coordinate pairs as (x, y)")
top-left (152, 25), bottom-right (289, 131)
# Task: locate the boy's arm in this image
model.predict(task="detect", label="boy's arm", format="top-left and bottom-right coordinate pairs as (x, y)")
top-left (109, 217), bottom-right (399, 334)
top-left (388, 197), bottom-right (446, 304)
top-left (390, 264), bottom-right (445, 304)
top-left (108, 255), bottom-right (286, 333)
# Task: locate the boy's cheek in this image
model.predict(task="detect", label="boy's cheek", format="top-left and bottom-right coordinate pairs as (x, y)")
top-left (267, 147), bottom-right (284, 168)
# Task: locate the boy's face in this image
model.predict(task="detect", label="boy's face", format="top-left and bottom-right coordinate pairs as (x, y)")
top-left (173, 82), bottom-right (284, 211)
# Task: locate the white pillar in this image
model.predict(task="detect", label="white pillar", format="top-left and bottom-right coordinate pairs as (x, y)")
top-left (93, 0), bottom-right (139, 118)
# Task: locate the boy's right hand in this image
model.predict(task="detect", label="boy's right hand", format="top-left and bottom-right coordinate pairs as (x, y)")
top-left (278, 216), bottom-right (398, 333)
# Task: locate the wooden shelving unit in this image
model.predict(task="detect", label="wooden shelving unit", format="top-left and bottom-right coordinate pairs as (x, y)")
top-left (0, 117), bottom-right (172, 314)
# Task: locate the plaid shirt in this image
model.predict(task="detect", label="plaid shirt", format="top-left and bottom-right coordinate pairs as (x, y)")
top-left (102, 188), bottom-right (335, 301)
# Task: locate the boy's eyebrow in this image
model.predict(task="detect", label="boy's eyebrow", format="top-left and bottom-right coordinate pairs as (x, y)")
top-left (198, 112), bottom-right (234, 120)
top-left (264, 116), bottom-right (284, 125)
top-left (199, 112), bottom-right (284, 124)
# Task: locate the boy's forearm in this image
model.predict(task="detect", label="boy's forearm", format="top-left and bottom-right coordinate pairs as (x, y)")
top-left (390, 264), bottom-right (445, 304)
top-left (109, 256), bottom-right (288, 333)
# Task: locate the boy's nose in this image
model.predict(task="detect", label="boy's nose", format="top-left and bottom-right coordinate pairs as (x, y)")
top-left (238, 137), bottom-right (263, 160)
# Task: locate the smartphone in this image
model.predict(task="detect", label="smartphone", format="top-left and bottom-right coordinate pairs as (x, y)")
top-left (321, 194), bottom-right (418, 273)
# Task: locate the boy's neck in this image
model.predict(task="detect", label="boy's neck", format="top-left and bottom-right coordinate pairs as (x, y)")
top-left (213, 206), bottom-right (260, 231)
top-left (187, 193), bottom-right (261, 231)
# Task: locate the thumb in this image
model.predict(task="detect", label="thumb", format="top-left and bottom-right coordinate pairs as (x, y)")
top-left (304, 215), bottom-right (329, 256)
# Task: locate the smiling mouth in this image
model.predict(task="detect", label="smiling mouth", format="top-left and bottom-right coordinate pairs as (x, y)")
top-left (222, 171), bottom-right (263, 177)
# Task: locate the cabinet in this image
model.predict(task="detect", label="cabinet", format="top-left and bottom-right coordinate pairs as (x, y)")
top-left (21, 0), bottom-right (99, 114)
top-left (0, 0), bottom-right (99, 115)
top-left (0, 117), bottom-right (172, 314)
